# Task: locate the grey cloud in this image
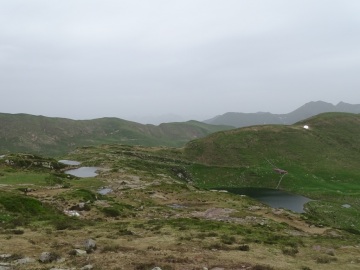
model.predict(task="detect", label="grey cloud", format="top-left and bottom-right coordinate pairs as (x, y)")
top-left (1, 0), bottom-right (360, 122)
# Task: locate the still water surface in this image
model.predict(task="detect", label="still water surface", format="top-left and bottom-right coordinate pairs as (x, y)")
top-left (65, 167), bottom-right (99, 178)
top-left (59, 160), bottom-right (81, 166)
top-left (226, 188), bottom-right (312, 213)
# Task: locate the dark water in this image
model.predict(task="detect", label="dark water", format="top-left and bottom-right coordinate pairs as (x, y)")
top-left (226, 188), bottom-right (312, 213)
top-left (65, 167), bottom-right (99, 178)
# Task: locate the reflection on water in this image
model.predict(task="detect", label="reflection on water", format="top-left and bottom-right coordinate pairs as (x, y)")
top-left (226, 187), bottom-right (312, 213)
top-left (65, 167), bottom-right (99, 178)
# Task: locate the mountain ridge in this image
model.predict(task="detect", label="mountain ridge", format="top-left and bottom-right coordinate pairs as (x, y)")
top-left (204, 101), bottom-right (360, 127)
top-left (0, 113), bottom-right (232, 156)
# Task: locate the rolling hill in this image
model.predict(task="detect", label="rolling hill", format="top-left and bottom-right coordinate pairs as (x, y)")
top-left (1, 113), bottom-right (360, 269)
top-left (185, 112), bottom-right (360, 232)
top-left (185, 112), bottom-right (360, 192)
top-left (204, 101), bottom-right (360, 127)
top-left (0, 113), bottom-right (232, 156)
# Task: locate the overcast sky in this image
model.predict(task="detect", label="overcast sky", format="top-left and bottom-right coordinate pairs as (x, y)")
top-left (1, 0), bottom-right (360, 124)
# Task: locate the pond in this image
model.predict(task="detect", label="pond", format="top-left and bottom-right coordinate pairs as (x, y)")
top-left (59, 160), bottom-right (81, 166)
top-left (65, 167), bottom-right (99, 178)
top-left (225, 187), bottom-right (312, 213)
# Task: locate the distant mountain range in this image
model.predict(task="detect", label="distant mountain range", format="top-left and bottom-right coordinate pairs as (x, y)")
top-left (0, 113), bottom-right (232, 156)
top-left (1, 101), bottom-right (360, 156)
top-left (204, 101), bottom-right (360, 127)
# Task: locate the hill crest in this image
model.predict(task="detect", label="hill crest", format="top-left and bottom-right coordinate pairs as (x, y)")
top-left (204, 101), bottom-right (360, 127)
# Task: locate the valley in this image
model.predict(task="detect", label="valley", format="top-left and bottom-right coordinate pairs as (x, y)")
top-left (0, 112), bottom-right (360, 269)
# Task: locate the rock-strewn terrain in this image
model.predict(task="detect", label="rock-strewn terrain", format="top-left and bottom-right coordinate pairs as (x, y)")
top-left (1, 146), bottom-right (360, 270)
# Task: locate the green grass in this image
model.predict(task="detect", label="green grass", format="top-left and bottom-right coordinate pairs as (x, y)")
top-left (0, 171), bottom-right (49, 185)
top-left (0, 113), bottom-right (232, 156)
top-left (0, 190), bottom-right (94, 230)
top-left (183, 113), bottom-right (360, 232)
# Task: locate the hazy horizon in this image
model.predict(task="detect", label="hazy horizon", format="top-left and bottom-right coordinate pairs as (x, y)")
top-left (1, 1), bottom-right (360, 124)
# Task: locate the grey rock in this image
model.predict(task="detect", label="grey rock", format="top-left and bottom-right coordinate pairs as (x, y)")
top-left (39, 252), bottom-right (61, 263)
top-left (70, 249), bottom-right (87, 256)
top-left (39, 252), bottom-right (51, 263)
top-left (151, 267), bottom-right (162, 270)
top-left (0, 265), bottom-right (12, 270)
top-left (14, 257), bottom-right (36, 264)
top-left (83, 239), bottom-right (96, 251)
top-left (0, 254), bottom-right (11, 259)
top-left (81, 265), bottom-right (94, 270)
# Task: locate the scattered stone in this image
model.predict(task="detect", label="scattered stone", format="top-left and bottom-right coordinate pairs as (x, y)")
top-left (14, 257), bottom-right (36, 265)
top-left (0, 265), bottom-right (12, 270)
top-left (39, 252), bottom-right (61, 263)
top-left (69, 249), bottom-right (87, 256)
top-left (0, 254), bottom-right (11, 260)
top-left (70, 202), bottom-right (87, 211)
top-left (83, 239), bottom-right (97, 252)
top-left (81, 265), bottom-right (94, 270)
top-left (248, 206), bottom-right (262, 211)
top-left (151, 267), bottom-right (162, 270)
top-left (64, 210), bottom-right (80, 217)
top-left (50, 268), bottom-right (76, 270)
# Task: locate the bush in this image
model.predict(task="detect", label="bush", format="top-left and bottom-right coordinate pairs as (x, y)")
top-left (237, 244), bottom-right (250, 251)
top-left (252, 265), bottom-right (274, 270)
top-left (102, 207), bottom-right (121, 217)
top-left (315, 255), bottom-right (337, 264)
top-left (282, 246), bottom-right (299, 256)
top-left (221, 235), bottom-right (236, 245)
top-left (52, 217), bottom-right (89, 230)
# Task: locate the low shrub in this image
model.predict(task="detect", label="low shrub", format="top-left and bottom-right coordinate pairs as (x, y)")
top-left (221, 235), bottom-right (236, 245)
top-left (252, 265), bottom-right (274, 270)
top-left (315, 255), bottom-right (337, 264)
top-left (282, 246), bottom-right (299, 256)
top-left (237, 244), bottom-right (250, 251)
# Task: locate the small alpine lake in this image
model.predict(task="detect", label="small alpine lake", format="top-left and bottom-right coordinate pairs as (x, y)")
top-left (59, 160), bottom-right (81, 166)
top-left (65, 167), bottom-right (99, 178)
top-left (224, 187), bottom-right (313, 213)
top-left (59, 160), bottom-right (99, 178)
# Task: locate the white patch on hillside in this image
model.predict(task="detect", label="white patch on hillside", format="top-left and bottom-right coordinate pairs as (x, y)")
top-left (303, 125), bottom-right (309, 129)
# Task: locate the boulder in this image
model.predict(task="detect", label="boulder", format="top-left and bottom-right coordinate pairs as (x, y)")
top-left (39, 252), bottom-right (61, 263)
top-left (69, 249), bottom-right (87, 256)
top-left (83, 239), bottom-right (96, 252)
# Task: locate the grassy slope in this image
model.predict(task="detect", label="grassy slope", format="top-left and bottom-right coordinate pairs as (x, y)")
top-left (1, 144), bottom-right (360, 269)
top-left (184, 113), bottom-right (360, 190)
top-left (184, 112), bottom-right (360, 231)
top-left (0, 113), bottom-right (232, 156)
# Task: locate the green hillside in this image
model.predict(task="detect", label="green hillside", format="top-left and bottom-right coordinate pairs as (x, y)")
top-left (185, 112), bottom-right (360, 187)
top-left (0, 113), bottom-right (232, 156)
top-left (1, 113), bottom-right (360, 269)
top-left (184, 112), bottom-right (360, 232)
